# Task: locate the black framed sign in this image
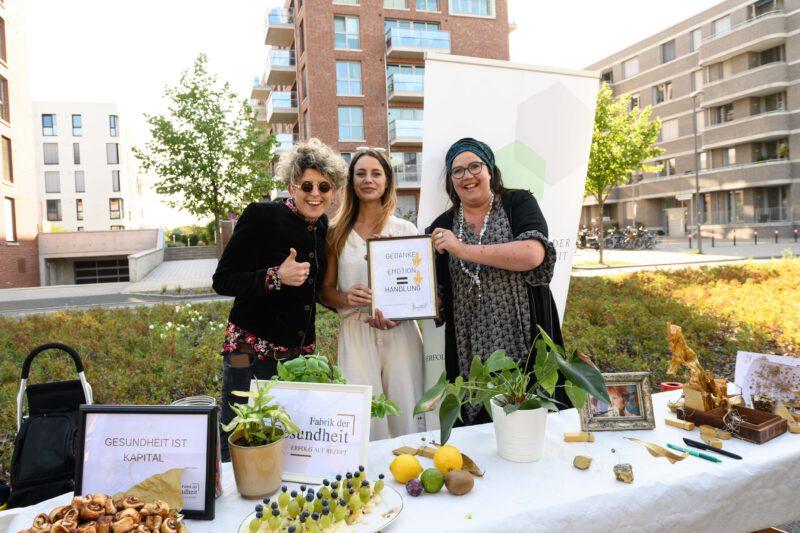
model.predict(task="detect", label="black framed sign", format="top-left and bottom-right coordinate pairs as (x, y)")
top-left (75, 405), bottom-right (217, 520)
top-left (367, 235), bottom-right (439, 321)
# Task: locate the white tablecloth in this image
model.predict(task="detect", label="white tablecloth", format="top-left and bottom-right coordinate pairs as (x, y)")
top-left (3, 391), bottom-right (799, 533)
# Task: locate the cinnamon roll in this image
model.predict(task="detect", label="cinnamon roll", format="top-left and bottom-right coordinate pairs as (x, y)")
top-left (76, 522), bottom-right (98, 533)
top-left (71, 495), bottom-right (93, 510)
top-left (80, 501), bottom-right (105, 521)
top-left (110, 516), bottom-right (137, 533)
top-left (114, 508), bottom-right (141, 525)
top-left (95, 515), bottom-right (113, 533)
top-left (30, 513), bottom-right (52, 532)
top-left (61, 508), bottom-right (80, 524)
top-left (48, 506), bottom-right (71, 523)
top-left (141, 500), bottom-right (170, 518)
top-left (50, 517), bottom-right (78, 533)
top-left (144, 515), bottom-right (163, 531)
top-left (120, 496), bottom-right (145, 511)
top-left (159, 517), bottom-right (180, 533)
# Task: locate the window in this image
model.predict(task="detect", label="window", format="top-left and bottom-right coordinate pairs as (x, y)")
top-left (652, 81), bottom-right (672, 105)
top-left (110, 225), bottom-right (125, 231)
top-left (112, 170), bottom-right (121, 192)
top-left (44, 171), bottom-right (60, 193)
top-left (1, 136), bottom-right (12, 183)
top-left (43, 143), bottom-right (59, 165)
top-left (385, 19), bottom-right (439, 31)
top-left (340, 152), bottom-right (353, 165)
top-left (723, 147), bottom-right (736, 166)
top-left (621, 57), bottom-right (639, 79)
top-left (106, 143), bottom-right (119, 164)
top-left (301, 65), bottom-right (308, 100)
top-left (73, 143), bottom-right (81, 165)
top-left (338, 107), bottom-right (364, 140)
top-left (109, 198), bottom-right (123, 220)
top-left (74, 259), bottom-right (129, 283)
top-left (334, 16), bottom-right (360, 50)
top-left (752, 0), bottom-right (783, 18)
top-left (661, 119), bottom-right (679, 141)
top-left (72, 114), bottom-right (82, 136)
top-left (753, 185), bottom-right (789, 222)
top-left (303, 110), bottom-right (310, 138)
top-left (450, 0), bottom-right (493, 16)
top-left (753, 45), bottom-right (784, 67)
top-left (299, 21), bottom-right (305, 56)
top-left (109, 115), bottom-right (119, 137)
top-left (75, 171), bottom-right (85, 192)
top-left (691, 70), bottom-right (703, 92)
top-left (696, 111), bottom-right (705, 132)
top-left (753, 139), bottom-right (784, 161)
top-left (391, 151), bottom-right (422, 184)
top-left (4, 197), bottom-right (16, 242)
top-left (690, 28), bottom-right (702, 51)
top-left (77, 226), bottom-right (84, 231)
top-left (42, 114), bottom-right (57, 136)
top-left (387, 63), bottom-right (425, 77)
top-left (416, 0), bottom-right (439, 10)
top-left (711, 103), bottom-right (734, 124)
top-left (336, 61), bottom-right (362, 96)
top-left (628, 93), bottom-right (640, 112)
top-left (699, 152), bottom-right (708, 170)
top-left (0, 17), bottom-right (6, 63)
top-left (600, 70), bottom-right (613, 84)
top-left (660, 39), bottom-right (676, 63)
top-left (726, 190), bottom-right (744, 223)
top-left (76, 199), bottom-right (84, 221)
top-left (656, 158), bottom-right (676, 177)
top-left (46, 199), bottom-right (62, 221)
top-left (712, 15), bottom-right (731, 36)
top-left (751, 92), bottom-right (785, 114)
top-left (384, 0), bottom-right (408, 8)
top-left (0, 76), bottom-right (8, 122)
top-left (388, 107), bottom-right (423, 121)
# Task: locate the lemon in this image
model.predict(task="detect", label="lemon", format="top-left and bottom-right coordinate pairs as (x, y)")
top-left (389, 454), bottom-right (423, 484)
top-left (433, 444), bottom-right (463, 475)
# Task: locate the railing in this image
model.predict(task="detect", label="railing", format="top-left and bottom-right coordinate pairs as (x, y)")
top-left (385, 27), bottom-right (451, 52)
top-left (755, 206), bottom-right (788, 222)
top-left (388, 119), bottom-right (423, 142)
top-left (393, 164), bottom-right (421, 184)
top-left (267, 92), bottom-right (298, 115)
top-left (275, 133), bottom-right (299, 152)
top-left (267, 49), bottom-right (297, 69)
top-left (703, 9), bottom-right (784, 42)
top-left (265, 7), bottom-right (294, 28)
top-left (387, 73), bottom-right (424, 95)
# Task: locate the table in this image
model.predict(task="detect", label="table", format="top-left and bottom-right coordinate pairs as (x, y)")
top-left (3, 391), bottom-right (799, 532)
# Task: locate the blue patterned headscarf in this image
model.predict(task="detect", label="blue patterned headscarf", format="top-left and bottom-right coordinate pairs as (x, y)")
top-left (445, 138), bottom-right (496, 178)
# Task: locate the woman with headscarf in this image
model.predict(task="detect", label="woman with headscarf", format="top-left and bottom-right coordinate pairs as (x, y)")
top-left (426, 137), bottom-right (564, 426)
top-left (321, 148), bottom-right (425, 440)
top-left (212, 138), bottom-right (347, 460)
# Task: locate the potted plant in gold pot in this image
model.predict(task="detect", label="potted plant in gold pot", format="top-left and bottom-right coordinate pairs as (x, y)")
top-left (221, 380), bottom-right (299, 499)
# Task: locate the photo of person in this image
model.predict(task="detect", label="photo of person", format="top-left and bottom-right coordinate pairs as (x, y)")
top-left (590, 384), bottom-right (642, 418)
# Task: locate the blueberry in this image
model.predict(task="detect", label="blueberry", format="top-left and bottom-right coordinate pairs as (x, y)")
top-left (330, 491), bottom-right (338, 499)
top-left (255, 504), bottom-right (263, 512)
top-left (322, 507), bottom-right (330, 515)
top-left (361, 480), bottom-right (369, 487)
top-left (378, 473), bottom-right (385, 480)
top-left (312, 512), bottom-right (320, 521)
top-left (316, 491), bottom-right (323, 499)
top-left (288, 526), bottom-right (296, 533)
top-left (335, 474), bottom-right (342, 481)
top-left (281, 485), bottom-right (288, 492)
top-left (323, 479), bottom-right (330, 486)
top-left (300, 485), bottom-right (307, 492)
top-left (339, 498), bottom-right (347, 506)
top-left (262, 497), bottom-right (270, 504)
top-left (358, 465), bottom-right (365, 472)
top-left (290, 490), bottom-right (297, 498)
top-left (272, 509), bottom-right (280, 516)
top-left (255, 511), bottom-right (263, 519)
top-left (345, 472), bottom-right (352, 479)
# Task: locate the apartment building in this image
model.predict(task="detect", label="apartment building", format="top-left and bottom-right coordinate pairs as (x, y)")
top-left (584, 0), bottom-right (799, 238)
top-left (33, 102), bottom-right (139, 232)
top-left (0, 0), bottom-right (39, 288)
top-left (254, 0), bottom-right (510, 219)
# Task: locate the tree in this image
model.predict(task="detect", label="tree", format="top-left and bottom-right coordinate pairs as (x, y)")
top-left (134, 54), bottom-right (279, 257)
top-left (585, 83), bottom-right (663, 263)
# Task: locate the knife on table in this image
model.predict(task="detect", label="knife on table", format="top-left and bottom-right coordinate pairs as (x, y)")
top-left (683, 437), bottom-right (743, 460)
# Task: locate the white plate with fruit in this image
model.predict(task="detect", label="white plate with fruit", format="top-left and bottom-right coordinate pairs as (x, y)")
top-left (238, 473), bottom-right (402, 533)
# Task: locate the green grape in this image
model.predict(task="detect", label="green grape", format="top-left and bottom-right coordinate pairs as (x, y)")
top-left (287, 499), bottom-right (300, 519)
top-left (313, 497), bottom-right (323, 514)
top-left (333, 503), bottom-right (347, 522)
top-left (248, 517), bottom-right (260, 533)
top-left (320, 510), bottom-right (332, 529)
top-left (267, 513), bottom-right (281, 531)
top-left (307, 522), bottom-right (321, 533)
top-left (349, 493), bottom-right (362, 511)
top-left (359, 486), bottom-right (371, 503)
top-left (278, 491), bottom-right (290, 509)
top-left (374, 479), bottom-right (385, 494)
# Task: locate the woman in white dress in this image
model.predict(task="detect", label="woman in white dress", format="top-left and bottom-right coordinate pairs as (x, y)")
top-left (321, 149), bottom-right (425, 440)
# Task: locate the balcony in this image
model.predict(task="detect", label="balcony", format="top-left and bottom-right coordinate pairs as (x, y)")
top-left (275, 132), bottom-right (299, 153)
top-left (267, 91), bottom-right (298, 124)
top-left (388, 119), bottom-right (423, 147)
top-left (700, 10), bottom-right (786, 64)
top-left (385, 27), bottom-right (451, 59)
top-left (700, 159), bottom-right (791, 189)
top-left (702, 62), bottom-right (788, 104)
top-left (251, 76), bottom-right (271, 100)
top-left (266, 49), bottom-right (297, 87)
top-left (394, 164), bottom-right (421, 188)
top-left (387, 73), bottom-right (424, 103)
top-left (253, 100), bottom-right (268, 124)
top-left (702, 111), bottom-right (789, 148)
top-left (264, 8), bottom-right (295, 47)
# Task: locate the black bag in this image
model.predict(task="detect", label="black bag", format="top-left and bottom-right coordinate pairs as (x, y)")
top-left (7, 343), bottom-right (93, 509)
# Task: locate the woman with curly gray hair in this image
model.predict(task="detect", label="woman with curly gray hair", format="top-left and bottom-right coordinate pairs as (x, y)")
top-left (213, 138), bottom-right (346, 460)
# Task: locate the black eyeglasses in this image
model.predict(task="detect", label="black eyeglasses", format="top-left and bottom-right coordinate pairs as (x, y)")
top-left (299, 180), bottom-right (333, 193)
top-left (450, 161), bottom-right (487, 180)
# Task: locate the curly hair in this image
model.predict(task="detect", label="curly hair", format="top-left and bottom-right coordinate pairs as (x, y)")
top-left (275, 138), bottom-right (347, 189)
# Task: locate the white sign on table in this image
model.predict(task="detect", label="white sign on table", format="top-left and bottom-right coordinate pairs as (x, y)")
top-left (75, 405), bottom-right (217, 519)
top-left (253, 381), bottom-right (372, 484)
top-left (367, 235), bottom-right (438, 321)
top-left (735, 351), bottom-right (800, 407)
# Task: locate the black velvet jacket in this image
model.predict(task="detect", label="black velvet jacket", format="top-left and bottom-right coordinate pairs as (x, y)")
top-left (212, 200), bottom-right (327, 350)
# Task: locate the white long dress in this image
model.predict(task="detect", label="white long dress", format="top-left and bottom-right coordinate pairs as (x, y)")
top-left (336, 216), bottom-right (426, 440)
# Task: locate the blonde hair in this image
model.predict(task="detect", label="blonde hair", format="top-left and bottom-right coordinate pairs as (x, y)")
top-left (328, 150), bottom-right (397, 257)
top-left (275, 138), bottom-right (347, 189)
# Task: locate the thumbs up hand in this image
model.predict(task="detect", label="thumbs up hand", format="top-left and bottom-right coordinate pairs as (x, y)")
top-left (279, 248), bottom-right (311, 287)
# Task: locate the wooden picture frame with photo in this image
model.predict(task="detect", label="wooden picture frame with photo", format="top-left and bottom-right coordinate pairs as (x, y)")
top-left (580, 372), bottom-right (656, 431)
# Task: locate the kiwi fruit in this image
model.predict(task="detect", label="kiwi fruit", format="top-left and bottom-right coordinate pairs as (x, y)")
top-left (443, 470), bottom-right (474, 495)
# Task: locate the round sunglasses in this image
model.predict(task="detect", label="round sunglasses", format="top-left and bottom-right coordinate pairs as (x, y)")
top-left (298, 180), bottom-right (333, 193)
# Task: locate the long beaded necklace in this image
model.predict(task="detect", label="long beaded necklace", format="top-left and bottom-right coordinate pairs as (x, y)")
top-left (456, 194), bottom-right (494, 299)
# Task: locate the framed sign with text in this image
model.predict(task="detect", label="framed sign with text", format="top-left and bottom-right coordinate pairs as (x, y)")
top-left (75, 405), bottom-right (217, 520)
top-left (367, 235), bottom-right (438, 321)
top-left (254, 380), bottom-right (372, 484)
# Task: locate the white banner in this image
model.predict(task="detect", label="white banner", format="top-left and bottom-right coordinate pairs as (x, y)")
top-left (417, 53), bottom-right (599, 321)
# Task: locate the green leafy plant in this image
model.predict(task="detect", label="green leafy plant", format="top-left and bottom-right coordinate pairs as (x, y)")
top-left (414, 327), bottom-right (611, 444)
top-left (276, 355), bottom-right (401, 419)
top-left (220, 379), bottom-right (300, 447)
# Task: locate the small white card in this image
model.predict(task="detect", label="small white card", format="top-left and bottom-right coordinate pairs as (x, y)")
top-left (734, 351), bottom-right (800, 407)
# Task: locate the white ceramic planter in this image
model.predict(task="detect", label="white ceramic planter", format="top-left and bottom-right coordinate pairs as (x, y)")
top-left (490, 397), bottom-right (548, 462)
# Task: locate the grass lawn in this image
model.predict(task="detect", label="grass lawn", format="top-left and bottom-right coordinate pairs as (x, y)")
top-left (1, 257), bottom-right (798, 477)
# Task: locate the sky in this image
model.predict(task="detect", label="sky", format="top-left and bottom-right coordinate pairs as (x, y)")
top-left (26, 0), bottom-right (723, 224)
